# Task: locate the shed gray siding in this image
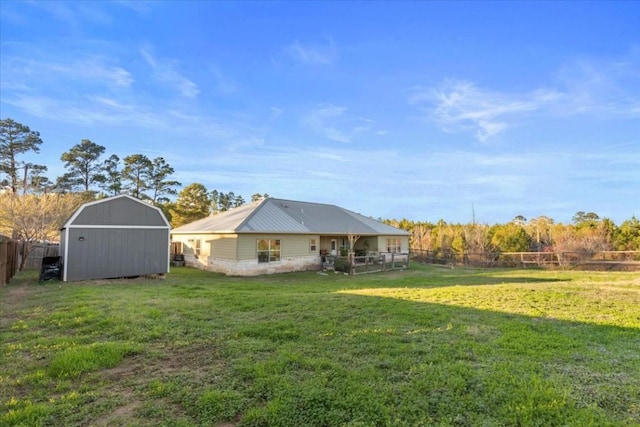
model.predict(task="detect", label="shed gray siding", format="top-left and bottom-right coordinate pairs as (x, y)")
top-left (65, 228), bottom-right (169, 281)
top-left (61, 195), bottom-right (170, 281)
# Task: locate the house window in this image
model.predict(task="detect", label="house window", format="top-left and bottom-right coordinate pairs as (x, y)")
top-left (387, 238), bottom-right (401, 253)
top-left (194, 239), bottom-right (201, 256)
top-left (310, 238), bottom-right (317, 252)
top-left (257, 239), bottom-right (280, 263)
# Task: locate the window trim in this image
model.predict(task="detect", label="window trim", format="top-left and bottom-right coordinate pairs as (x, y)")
top-left (387, 238), bottom-right (401, 253)
top-left (257, 239), bottom-right (281, 263)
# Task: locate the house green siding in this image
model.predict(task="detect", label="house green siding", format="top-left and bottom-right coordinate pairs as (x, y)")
top-left (209, 234), bottom-right (238, 259)
top-left (282, 234), bottom-right (319, 257)
top-left (171, 234), bottom-right (204, 256)
top-left (170, 198), bottom-right (409, 276)
top-left (236, 234), bottom-right (319, 260)
top-left (377, 235), bottom-right (408, 252)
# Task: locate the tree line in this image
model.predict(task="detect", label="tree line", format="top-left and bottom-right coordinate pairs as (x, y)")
top-left (385, 212), bottom-right (640, 256)
top-left (2, 117), bottom-right (639, 261)
top-left (1, 118), bottom-right (182, 202)
top-left (0, 118), bottom-right (266, 221)
top-left (0, 118), bottom-right (267, 267)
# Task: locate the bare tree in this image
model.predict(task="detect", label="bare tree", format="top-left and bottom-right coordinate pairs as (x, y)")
top-left (0, 193), bottom-right (86, 270)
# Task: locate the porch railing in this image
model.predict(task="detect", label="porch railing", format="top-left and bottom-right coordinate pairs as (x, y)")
top-left (324, 252), bottom-right (410, 275)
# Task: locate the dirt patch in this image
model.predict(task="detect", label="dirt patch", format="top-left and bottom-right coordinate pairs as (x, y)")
top-left (0, 284), bottom-right (30, 327)
top-left (97, 341), bottom-right (226, 389)
top-left (91, 400), bottom-right (140, 427)
top-left (89, 343), bottom-right (229, 425)
top-left (2, 283), bottom-right (29, 304)
top-left (135, 341), bottom-right (227, 379)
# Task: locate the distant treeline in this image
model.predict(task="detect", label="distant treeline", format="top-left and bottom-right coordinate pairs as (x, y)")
top-left (2, 118), bottom-right (638, 255)
top-left (384, 213), bottom-right (640, 254)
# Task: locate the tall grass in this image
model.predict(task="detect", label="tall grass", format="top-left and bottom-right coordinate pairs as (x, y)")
top-left (1, 266), bottom-right (638, 426)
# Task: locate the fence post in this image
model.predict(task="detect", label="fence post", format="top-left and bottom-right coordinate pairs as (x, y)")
top-left (1, 235), bottom-right (19, 285)
top-left (0, 235), bottom-right (6, 285)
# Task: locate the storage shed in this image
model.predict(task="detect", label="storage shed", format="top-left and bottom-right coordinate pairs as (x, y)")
top-left (60, 195), bottom-right (170, 282)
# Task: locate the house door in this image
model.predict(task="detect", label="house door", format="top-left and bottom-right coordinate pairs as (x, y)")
top-left (330, 239), bottom-right (337, 256)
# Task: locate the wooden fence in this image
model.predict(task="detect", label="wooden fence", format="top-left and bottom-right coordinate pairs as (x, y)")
top-left (1, 235), bottom-right (19, 285)
top-left (21, 243), bottom-right (60, 270)
top-left (411, 249), bottom-right (640, 270)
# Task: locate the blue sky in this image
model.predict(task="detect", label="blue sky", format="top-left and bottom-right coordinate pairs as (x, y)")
top-left (1, 1), bottom-right (639, 225)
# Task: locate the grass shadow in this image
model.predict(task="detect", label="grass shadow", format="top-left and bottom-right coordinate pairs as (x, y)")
top-left (2, 264), bottom-right (639, 426)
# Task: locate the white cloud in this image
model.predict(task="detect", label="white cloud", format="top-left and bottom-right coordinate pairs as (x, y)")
top-left (140, 49), bottom-right (199, 98)
top-left (302, 104), bottom-right (374, 143)
top-left (113, 0), bottom-right (153, 15)
top-left (553, 53), bottom-right (640, 118)
top-left (412, 52), bottom-right (640, 142)
top-left (285, 39), bottom-right (337, 65)
top-left (4, 93), bottom-right (166, 128)
top-left (411, 80), bottom-right (560, 142)
top-left (92, 96), bottom-right (134, 110)
top-left (207, 65), bottom-right (237, 94)
top-left (0, 55), bottom-right (133, 89)
top-left (303, 105), bottom-right (350, 142)
top-left (270, 107), bottom-right (284, 119)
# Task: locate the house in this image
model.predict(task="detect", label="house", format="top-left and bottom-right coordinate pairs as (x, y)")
top-left (59, 194), bottom-right (171, 282)
top-left (170, 197), bottom-right (410, 276)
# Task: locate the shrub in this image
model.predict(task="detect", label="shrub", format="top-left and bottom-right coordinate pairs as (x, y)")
top-left (333, 257), bottom-right (351, 273)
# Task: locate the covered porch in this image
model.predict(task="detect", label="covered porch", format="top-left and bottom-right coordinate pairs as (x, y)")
top-left (318, 235), bottom-right (409, 274)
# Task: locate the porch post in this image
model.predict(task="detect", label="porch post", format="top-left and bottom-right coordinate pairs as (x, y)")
top-left (349, 251), bottom-right (354, 276)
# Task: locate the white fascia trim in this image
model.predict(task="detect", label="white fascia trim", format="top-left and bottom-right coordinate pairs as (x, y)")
top-left (165, 229), bottom-right (171, 273)
top-left (66, 225), bottom-right (170, 229)
top-left (62, 227), bottom-right (69, 282)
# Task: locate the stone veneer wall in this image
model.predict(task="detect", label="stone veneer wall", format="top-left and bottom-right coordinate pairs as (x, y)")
top-left (183, 254), bottom-right (321, 276)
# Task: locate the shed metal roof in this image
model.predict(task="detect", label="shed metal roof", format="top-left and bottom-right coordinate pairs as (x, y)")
top-left (62, 194), bottom-right (170, 229)
top-left (171, 198), bottom-right (408, 236)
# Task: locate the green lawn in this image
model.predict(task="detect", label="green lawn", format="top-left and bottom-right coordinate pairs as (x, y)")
top-left (1, 265), bottom-right (639, 426)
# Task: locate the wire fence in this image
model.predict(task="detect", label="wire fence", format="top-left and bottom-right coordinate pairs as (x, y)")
top-left (411, 249), bottom-right (640, 270)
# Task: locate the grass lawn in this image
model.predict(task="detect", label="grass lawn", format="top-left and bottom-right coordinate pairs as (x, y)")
top-left (1, 264), bottom-right (639, 426)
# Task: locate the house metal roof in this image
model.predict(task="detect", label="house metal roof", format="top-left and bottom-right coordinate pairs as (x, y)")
top-left (171, 198), bottom-right (409, 236)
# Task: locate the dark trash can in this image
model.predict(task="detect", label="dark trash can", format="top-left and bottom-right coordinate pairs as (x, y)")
top-left (40, 256), bottom-right (61, 282)
top-left (173, 253), bottom-right (185, 266)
